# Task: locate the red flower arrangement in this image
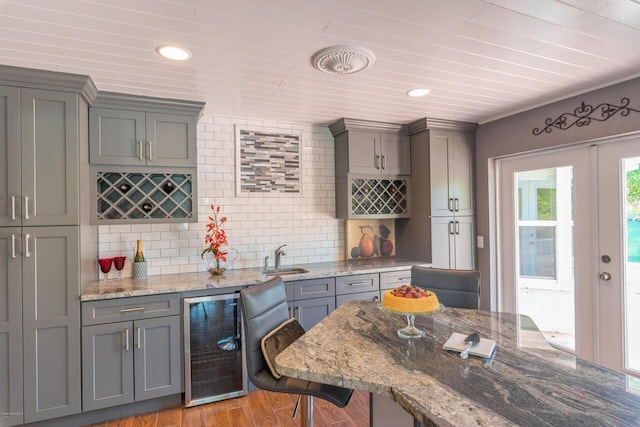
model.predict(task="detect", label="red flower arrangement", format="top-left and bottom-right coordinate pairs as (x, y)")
top-left (201, 203), bottom-right (229, 263)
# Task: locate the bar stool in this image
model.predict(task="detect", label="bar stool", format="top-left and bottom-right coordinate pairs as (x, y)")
top-left (240, 276), bottom-right (353, 427)
top-left (411, 266), bottom-right (480, 309)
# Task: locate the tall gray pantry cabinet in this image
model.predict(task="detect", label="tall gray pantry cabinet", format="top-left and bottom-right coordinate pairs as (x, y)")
top-left (0, 66), bottom-right (97, 426)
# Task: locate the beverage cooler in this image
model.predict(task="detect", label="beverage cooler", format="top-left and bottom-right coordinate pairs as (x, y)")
top-left (183, 293), bottom-right (248, 407)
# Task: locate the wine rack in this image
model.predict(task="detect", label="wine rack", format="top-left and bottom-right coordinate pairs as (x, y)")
top-left (95, 171), bottom-right (194, 222)
top-left (349, 177), bottom-right (409, 217)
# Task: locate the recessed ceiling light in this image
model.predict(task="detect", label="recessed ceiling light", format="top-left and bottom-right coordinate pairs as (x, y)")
top-left (407, 88), bottom-right (430, 97)
top-left (156, 45), bottom-right (191, 61)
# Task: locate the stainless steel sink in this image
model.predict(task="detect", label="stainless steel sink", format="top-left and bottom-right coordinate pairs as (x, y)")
top-left (262, 267), bottom-right (309, 276)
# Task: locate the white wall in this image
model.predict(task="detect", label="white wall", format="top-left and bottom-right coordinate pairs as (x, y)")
top-left (97, 115), bottom-right (345, 278)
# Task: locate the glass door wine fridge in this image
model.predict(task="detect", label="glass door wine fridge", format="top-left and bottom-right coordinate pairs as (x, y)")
top-left (183, 293), bottom-right (247, 407)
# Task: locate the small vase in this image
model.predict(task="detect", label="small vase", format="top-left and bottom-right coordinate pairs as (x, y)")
top-left (207, 256), bottom-right (227, 276)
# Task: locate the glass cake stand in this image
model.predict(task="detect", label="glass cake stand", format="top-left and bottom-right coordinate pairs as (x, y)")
top-left (378, 304), bottom-right (445, 339)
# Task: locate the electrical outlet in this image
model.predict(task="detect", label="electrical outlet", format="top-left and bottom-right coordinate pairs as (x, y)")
top-left (477, 236), bottom-right (484, 248)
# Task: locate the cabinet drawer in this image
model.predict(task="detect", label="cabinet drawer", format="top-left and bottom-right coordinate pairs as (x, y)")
top-left (336, 291), bottom-right (380, 307)
top-left (294, 278), bottom-right (335, 300)
top-left (82, 294), bottom-right (180, 325)
top-left (380, 270), bottom-right (413, 290)
top-left (336, 273), bottom-right (379, 295)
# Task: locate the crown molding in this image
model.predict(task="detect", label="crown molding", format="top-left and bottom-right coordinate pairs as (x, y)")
top-left (408, 117), bottom-right (478, 135)
top-left (329, 118), bottom-right (408, 136)
top-left (92, 91), bottom-right (205, 117)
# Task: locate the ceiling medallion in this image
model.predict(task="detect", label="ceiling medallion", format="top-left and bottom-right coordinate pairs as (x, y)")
top-left (311, 45), bottom-right (376, 75)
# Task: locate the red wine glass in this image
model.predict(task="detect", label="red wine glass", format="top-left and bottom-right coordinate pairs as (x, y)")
top-left (98, 258), bottom-right (114, 280)
top-left (113, 256), bottom-right (127, 278)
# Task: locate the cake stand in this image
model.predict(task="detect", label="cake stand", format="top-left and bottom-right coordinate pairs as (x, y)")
top-left (378, 304), bottom-right (445, 339)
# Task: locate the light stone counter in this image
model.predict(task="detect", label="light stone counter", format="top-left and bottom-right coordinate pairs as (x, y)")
top-left (81, 258), bottom-right (426, 301)
top-left (275, 300), bottom-right (640, 426)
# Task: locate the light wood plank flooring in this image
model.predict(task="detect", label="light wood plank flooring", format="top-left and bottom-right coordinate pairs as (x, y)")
top-left (84, 389), bottom-right (369, 427)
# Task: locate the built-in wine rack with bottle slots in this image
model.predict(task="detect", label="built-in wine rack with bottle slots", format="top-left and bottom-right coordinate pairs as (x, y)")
top-left (350, 177), bottom-right (409, 216)
top-left (95, 171), bottom-right (194, 222)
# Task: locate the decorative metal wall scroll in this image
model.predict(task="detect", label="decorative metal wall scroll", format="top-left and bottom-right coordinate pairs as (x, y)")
top-left (532, 97), bottom-right (640, 135)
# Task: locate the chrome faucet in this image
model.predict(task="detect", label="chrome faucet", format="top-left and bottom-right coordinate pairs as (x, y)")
top-left (274, 244), bottom-right (287, 270)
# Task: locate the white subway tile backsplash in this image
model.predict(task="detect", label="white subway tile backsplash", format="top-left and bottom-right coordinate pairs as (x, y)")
top-left (97, 114), bottom-right (344, 277)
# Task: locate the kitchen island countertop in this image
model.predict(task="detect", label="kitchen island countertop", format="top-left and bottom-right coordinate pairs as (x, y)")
top-left (81, 258), bottom-right (426, 301)
top-left (275, 300), bottom-right (640, 426)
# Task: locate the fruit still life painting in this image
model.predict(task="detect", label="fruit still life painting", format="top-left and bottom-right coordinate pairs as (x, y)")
top-left (346, 219), bottom-right (395, 260)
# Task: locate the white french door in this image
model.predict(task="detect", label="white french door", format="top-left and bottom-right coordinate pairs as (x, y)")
top-left (499, 136), bottom-right (640, 373)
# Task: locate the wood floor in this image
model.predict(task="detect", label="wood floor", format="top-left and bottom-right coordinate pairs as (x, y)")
top-left (84, 389), bottom-right (369, 427)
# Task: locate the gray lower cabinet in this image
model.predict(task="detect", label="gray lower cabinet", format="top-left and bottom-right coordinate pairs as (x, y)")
top-left (335, 274), bottom-right (380, 307)
top-left (431, 216), bottom-right (475, 269)
top-left (22, 226), bottom-right (82, 423)
top-left (288, 278), bottom-right (336, 331)
top-left (0, 228), bottom-right (23, 427)
top-left (379, 270), bottom-right (412, 292)
top-left (81, 295), bottom-right (182, 412)
top-left (89, 107), bottom-right (198, 168)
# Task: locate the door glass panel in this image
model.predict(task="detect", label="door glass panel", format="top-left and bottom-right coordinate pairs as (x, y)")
top-left (624, 157), bottom-right (640, 373)
top-left (516, 166), bottom-right (575, 351)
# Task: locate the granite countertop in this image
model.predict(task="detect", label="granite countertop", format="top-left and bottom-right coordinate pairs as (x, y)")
top-left (81, 258), bottom-right (425, 301)
top-left (275, 300), bottom-right (640, 426)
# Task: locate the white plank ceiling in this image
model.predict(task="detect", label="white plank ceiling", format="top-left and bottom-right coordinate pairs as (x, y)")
top-left (1, 0), bottom-right (640, 125)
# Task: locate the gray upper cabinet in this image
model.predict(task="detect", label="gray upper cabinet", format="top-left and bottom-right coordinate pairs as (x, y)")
top-left (0, 87), bottom-right (80, 227)
top-left (428, 129), bottom-right (474, 217)
top-left (331, 119), bottom-right (411, 177)
top-left (0, 229), bottom-right (23, 427)
top-left (89, 92), bottom-right (204, 168)
top-left (90, 108), bottom-right (197, 167)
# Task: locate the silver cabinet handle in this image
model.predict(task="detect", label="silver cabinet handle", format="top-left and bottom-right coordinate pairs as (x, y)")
top-left (449, 221), bottom-right (454, 235)
top-left (455, 221), bottom-right (460, 234)
top-left (137, 327), bottom-right (141, 349)
top-left (125, 328), bottom-right (130, 351)
top-left (24, 234), bottom-right (30, 258)
top-left (11, 196), bottom-right (16, 221)
top-left (11, 234), bottom-right (16, 258)
top-left (372, 296), bottom-right (379, 302)
top-left (399, 276), bottom-right (411, 281)
top-left (375, 154), bottom-right (380, 169)
top-left (24, 196), bottom-right (29, 220)
top-left (448, 198), bottom-right (454, 211)
top-left (381, 155), bottom-right (386, 170)
top-left (347, 281), bottom-right (370, 287)
top-left (120, 307), bottom-right (145, 313)
top-left (455, 198), bottom-right (460, 212)
top-left (147, 140), bottom-right (152, 161)
top-left (138, 140), bottom-right (144, 160)
top-left (288, 306), bottom-right (293, 318)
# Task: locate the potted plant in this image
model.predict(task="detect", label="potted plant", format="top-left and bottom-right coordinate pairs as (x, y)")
top-left (201, 203), bottom-right (231, 275)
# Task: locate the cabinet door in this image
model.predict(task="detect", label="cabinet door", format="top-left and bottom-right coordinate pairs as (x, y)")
top-left (380, 133), bottom-right (410, 175)
top-left (21, 89), bottom-right (79, 226)
top-left (0, 229), bottom-right (23, 426)
top-left (89, 108), bottom-right (146, 166)
top-left (82, 322), bottom-right (134, 411)
top-left (449, 133), bottom-right (474, 216)
top-left (348, 131), bottom-right (380, 174)
top-left (146, 113), bottom-right (197, 167)
top-left (293, 297), bottom-right (335, 331)
top-left (431, 217), bottom-right (454, 269)
top-left (452, 216), bottom-right (476, 270)
top-left (22, 226), bottom-right (81, 422)
top-left (0, 86), bottom-right (20, 227)
top-left (429, 131), bottom-right (453, 217)
top-left (134, 316), bottom-right (182, 401)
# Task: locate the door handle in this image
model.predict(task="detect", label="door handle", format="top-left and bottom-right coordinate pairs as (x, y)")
top-left (137, 327), bottom-right (141, 349)
top-left (24, 234), bottom-right (30, 258)
top-left (381, 155), bottom-right (386, 170)
top-left (288, 306), bottom-right (293, 318)
top-left (11, 196), bottom-right (16, 221)
top-left (375, 154), bottom-right (380, 169)
top-left (449, 221), bottom-right (455, 235)
top-left (448, 198), bottom-right (454, 211)
top-left (455, 221), bottom-right (460, 234)
top-left (125, 328), bottom-right (130, 351)
top-left (455, 198), bottom-right (460, 212)
top-left (599, 272), bottom-right (612, 281)
top-left (147, 140), bottom-right (152, 161)
top-left (24, 196), bottom-right (29, 220)
top-left (138, 140), bottom-right (144, 160)
top-left (11, 234), bottom-right (16, 258)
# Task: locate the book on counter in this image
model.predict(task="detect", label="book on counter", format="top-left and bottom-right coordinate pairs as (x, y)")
top-left (443, 332), bottom-right (496, 358)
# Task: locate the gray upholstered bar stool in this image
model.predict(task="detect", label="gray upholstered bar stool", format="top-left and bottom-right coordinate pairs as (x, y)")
top-left (411, 266), bottom-right (480, 309)
top-left (240, 276), bottom-right (353, 427)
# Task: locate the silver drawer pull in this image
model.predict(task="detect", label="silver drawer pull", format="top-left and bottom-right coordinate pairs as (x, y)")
top-left (147, 140), bottom-right (152, 160)
top-left (138, 140), bottom-right (144, 160)
top-left (399, 277), bottom-right (411, 281)
top-left (24, 196), bottom-right (30, 220)
top-left (11, 234), bottom-right (16, 258)
top-left (120, 307), bottom-right (145, 313)
top-left (24, 234), bottom-right (31, 258)
top-left (137, 327), bottom-right (141, 349)
top-left (11, 196), bottom-right (16, 221)
top-left (125, 328), bottom-right (130, 351)
top-left (347, 281), bottom-right (370, 287)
